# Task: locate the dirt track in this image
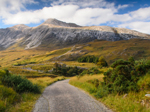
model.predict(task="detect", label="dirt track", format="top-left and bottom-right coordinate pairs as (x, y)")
top-left (33, 79), bottom-right (112, 112)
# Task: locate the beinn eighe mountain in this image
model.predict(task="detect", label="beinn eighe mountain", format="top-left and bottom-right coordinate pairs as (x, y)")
top-left (0, 18), bottom-right (149, 50)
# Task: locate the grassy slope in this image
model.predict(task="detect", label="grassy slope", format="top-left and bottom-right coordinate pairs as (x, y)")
top-left (1, 39), bottom-right (150, 111)
top-left (83, 39), bottom-right (150, 64)
top-left (1, 39), bottom-right (150, 67)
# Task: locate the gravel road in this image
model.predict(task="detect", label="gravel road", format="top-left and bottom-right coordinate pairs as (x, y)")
top-left (32, 79), bottom-right (112, 112)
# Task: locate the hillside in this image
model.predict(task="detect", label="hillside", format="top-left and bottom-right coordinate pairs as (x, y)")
top-left (0, 39), bottom-right (149, 67)
top-left (0, 34), bottom-right (150, 112)
top-left (0, 18), bottom-right (150, 50)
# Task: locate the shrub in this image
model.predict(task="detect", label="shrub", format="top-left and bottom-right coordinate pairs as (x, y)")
top-left (95, 84), bottom-right (109, 98)
top-left (1, 73), bottom-right (41, 94)
top-left (87, 79), bottom-right (100, 88)
top-left (79, 67), bottom-right (101, 77)
top-left (135, 58), bottom-right (147, 65)
top-left (0, 86), bottom-right (21, 104)
top-left (0, 100), bottom-right (6, 112)
top-left (97, 56), bottom-right (108, 68)
top-left (137, 73), bottom-right (150, 90)
top-left (78, 55), bottom-right (99, 63)
top-left (111, 59), bottom-right (130, 68)
top-left (102, 57), bottom-right (150, 95)
top-left (128, 56), bottom-right (135, 65)
top-left (52, 63), bottom-right (83, 76)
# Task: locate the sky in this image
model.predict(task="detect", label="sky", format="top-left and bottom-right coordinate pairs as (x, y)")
top-left (0, 0), bottom-right (150, 34)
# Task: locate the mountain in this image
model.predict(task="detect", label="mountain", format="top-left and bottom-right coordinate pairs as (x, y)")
top-left (42, 18), bottom-right (81, 27)
top-left (0, 18), bottom-right (150, 50)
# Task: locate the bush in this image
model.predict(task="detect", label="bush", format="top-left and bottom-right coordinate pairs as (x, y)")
top-left (135, 58), bottom-right (147, 65)
top-left (87, 79), bottom-right (100, 88)
top-left (102, 57), bottom-right (150, 95)
top-left (137, 73), bottom-right (150, 90)
top-left (1, 73), bottom-right (41, 94)
top-left (111, 59), bottom-right (130, 68)
top-left (0, 100), bottom-right (6, 112)
top-left (97, 56), bottom-right (108, 68)
top-left (95, 84), bottom-right (109, 98)
top-left (78, 55), bottom-right (99, 63)
top-left (0, 86), bottom-right (21, 104)
top-left (52, 63), bottom-right (83, 76)
top-left (79, 67), bottom-right (101, 77)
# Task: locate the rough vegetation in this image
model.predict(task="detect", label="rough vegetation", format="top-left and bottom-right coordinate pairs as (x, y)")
top-left (77, 55), bottom-right (99, 63)
top-left (0, 66), bottom-right (65, 112)
top-left (79, 67), bottom-right (101, 77)
top-left (1, 70), bottom-right (41, 93)
top-left (70, 57), bottom-right (150, 112)
top-left (1, 38), bottom-right (150, 112)
top-left (97, 56), bottom-right (108, 68)
top-left (52, 63), bottom-right (84, 76)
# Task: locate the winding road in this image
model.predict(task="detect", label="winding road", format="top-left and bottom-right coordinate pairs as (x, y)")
top-left (33, 79), bottom-right (112, 112)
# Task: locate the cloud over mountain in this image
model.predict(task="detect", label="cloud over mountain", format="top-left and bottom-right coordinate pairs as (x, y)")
top-left (0, 0), bottom-right (150, 34)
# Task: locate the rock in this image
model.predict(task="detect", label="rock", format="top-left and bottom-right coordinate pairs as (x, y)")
top-left (123, 94), bottom-right (128, 98)
top-left (145, 94), bottom-right (150, 97)
top-left (0, 18), bottom-right (150, 50)
top-left (141, 100), bottom-right (145, 106)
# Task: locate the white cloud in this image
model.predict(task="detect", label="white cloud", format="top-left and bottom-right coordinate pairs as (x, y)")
top-left (129, 7), bottom-right (150, 20)
top-left (3, 5), bottom-right (79, 24)
top-left (117, 7), bottom-right (150, 34)
top-left (0, 0), bottom-right (38, 19)
top-left (118, 4), bottom-right (129, 9)
top-left (0, 0), bottom-right (125, 26)
top-left (119, 21), bottom-right (150, 34)
top-left (0, 0), bottom-right (150, 34)
top-left (3, 4), bottom-right (118, 26)
top-left (50, 0), bottom-right (115, 8)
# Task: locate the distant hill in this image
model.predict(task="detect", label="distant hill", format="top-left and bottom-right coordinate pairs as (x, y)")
top-left (0, 39), bottom-right (150, 67)
top-left (0, 18), bottom-right (150, 50)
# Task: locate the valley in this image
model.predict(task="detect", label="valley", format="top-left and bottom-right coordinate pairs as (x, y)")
top-left (1, 19), bottom-right (150, 112)
top-left (0, 38), bottom-right (150, 112)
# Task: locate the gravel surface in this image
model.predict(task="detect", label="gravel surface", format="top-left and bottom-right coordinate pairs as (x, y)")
top-left (32, 79), bottom-right (112, 112)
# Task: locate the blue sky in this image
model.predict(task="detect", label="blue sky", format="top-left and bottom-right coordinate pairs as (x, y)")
top-left (0, 0), bottom-right (150, 34)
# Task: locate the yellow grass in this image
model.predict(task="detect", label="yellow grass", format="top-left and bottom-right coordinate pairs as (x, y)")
top-left (71, 74), bottom-right (104, 82)
top-left (29, 76), bottom-right (65, 89)
top-left (62, 61), bottom-right (97, 68)
top-left (69, 71), bottom-right (150, 112)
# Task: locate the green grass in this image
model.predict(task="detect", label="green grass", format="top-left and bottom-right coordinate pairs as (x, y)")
top-left (1, 38), bottom-right (150, 112)
top-left (69, 71), bottom-right (150, 112)
top-left (8, 66), bottom-right (56, 78)
top-left (1, 39), bottom-right (150, 67)
top-left (0, 68), bottom-right (65, 112)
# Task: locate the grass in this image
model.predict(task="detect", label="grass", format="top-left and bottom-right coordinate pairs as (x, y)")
top-left (83, 39), bottom-right (150, 64)
top-left (6, 76), bottom-right (65, 112)
top-left (1, 38), bottom-right (150, 112)
top-left (8, 66), bottom-right (56, 78)
top-left (70, 74), bottom-right (103, 95)
top-left (28, 76), bottom-right (65, 89)
top-left (69, 70), bottom-right (150, 112)
top-left (62, 61), bottom-right (97, 68)
top-left (100, 92), bottom-right (149, 112)
top-left (8, 76), bottom-right (65, 112)
top-left (1, 39), bottom-right (150, 67)
top-left (0, 68), bottom-right (65, 112)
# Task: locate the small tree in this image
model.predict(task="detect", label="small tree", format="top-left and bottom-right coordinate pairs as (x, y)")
top-left (97, 56), bottom-right (108, 68)
top-left (128, 56), bottom-right (135, 66)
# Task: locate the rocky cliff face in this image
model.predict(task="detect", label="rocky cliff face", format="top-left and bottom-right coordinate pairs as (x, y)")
top-left (0, 18), bottom-right (150, 50)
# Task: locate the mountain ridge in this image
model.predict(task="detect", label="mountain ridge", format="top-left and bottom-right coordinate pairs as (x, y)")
top-left (42, 18), bottom-right (81, 27)
top-left (0, 18), bottom-right (149, 50)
